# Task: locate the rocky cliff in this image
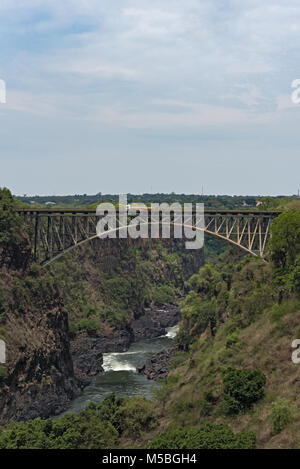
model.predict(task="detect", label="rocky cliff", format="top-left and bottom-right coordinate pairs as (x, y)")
top-left (0, 230), bottom-right (79, 423)
top-left (137, 345), bottom-right (178, 380)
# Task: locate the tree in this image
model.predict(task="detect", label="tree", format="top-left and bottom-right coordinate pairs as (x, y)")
top-left (0, 187), bottom-right (20, 244)
top-left (222, 368), bottom-right (266, 414)
top-left (269, 211), bottom-right (300, 270)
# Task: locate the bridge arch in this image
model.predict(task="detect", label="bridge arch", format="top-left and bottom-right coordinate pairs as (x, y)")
top-left (42, 221), bottom-right (261, 267)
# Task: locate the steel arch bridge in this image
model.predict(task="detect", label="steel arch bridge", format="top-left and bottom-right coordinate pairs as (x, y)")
top-left (15, 208), bottom-right (282, 266)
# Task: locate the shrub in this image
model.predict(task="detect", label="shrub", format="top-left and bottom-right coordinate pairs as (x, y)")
top-left (0, 414), bottom-right (118, 449)
top-left (222, 368), bottom-right (266, 414)
top-left (68, 323), bottom-right (77, 336)
top-left (0, 366), bottom-right (8, 383)
top-left (153, 374), bottom-right (180, 402)
top-left (271, 398), bottom-right (294, 434)
top-left (269, 300), bottom-right (300, 323)
top-left (225, 330), bottom-right (241, 349)
top-left (74, 318), bottom-right (98, 334)
top-left (199, 391), bottom-right (218, 417)
top-left (180, 292), bottom-right (216, 340)
top-left (115, 396), bottom-right (157, 437)
top-left (171, 397), bottom-right (194, 416)
top-left (148, 423), bottom-right (256, 449)
top-left (152, 284), bottom-right (175, 305)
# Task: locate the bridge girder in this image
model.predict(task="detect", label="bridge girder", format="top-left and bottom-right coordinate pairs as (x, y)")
top-left (15, 208), bottom-right (282, 266)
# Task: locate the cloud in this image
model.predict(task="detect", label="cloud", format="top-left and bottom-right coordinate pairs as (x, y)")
top-left (2, 0), bottom-right (300, 126)
top-left (122, 8), bottom-right (182, 39)
top-left (1, 1), bottom-right (300, 194)
top-left (47, 59), bottom-right (138, 80)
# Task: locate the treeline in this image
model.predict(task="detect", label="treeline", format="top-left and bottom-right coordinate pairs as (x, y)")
top-left (0, 394), bottom-right (256, 449)
top-left (17, 193), bottom-right (269, 210)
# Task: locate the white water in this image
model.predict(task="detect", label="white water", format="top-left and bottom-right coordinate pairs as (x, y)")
top-left (103, 324), bottom-right (179, 372)
top-left (165, 324), bottom-right (179, 339)
top-left (62, 324), bottom-right (178, 414)
top-left (103, 353), bottom-right (139, 372)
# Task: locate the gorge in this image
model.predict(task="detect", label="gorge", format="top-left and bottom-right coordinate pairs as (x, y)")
top-left (0, 196), bottom-right (205, 423)
top-left (1, 190), bottom-right (300, 449)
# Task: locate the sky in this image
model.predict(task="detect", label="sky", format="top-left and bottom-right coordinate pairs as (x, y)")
top-left (0, 0), bottom-right (300, 196)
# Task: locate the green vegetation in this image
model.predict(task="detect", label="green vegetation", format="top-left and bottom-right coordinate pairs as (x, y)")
top-left (270, 398), bottom-right (294, 435)
top-left (268, 299), bottom-right (300, 323)
top-left (151, 284), bottom-right (175, 305)
top-left (17, 193), bottom-right (262, 210)
top-left (259, 196), bottom-right (300, 212)
top-left (0, 187), bottom-right (21, 245)
top-left (203, 236), bottom-right (227, 264)
top-left (176, 251), bottom-right (273, 350)
top-left (0, 366), bottom-right (8, 383)
top-left (47, 240), bottom-right (192, 333)
top-left (0, 394), bottom-right (256, 449)
top-left (0, 235), bottom-right (191, 336)
top-left (71, 318), bottom-right (98, 334)
top-left (222, 368), bottom-right (266, 414)
top-left (0, 395), bottom-right (156, 449)
top-left (14, 190), bottom-right (300, 212)
top-left (0, 188), bottom-right (20, 244)
top-left (270, 211), bottom-right (300, 270)
top-left (269, 211), bottom-right (300, 299)
top-left (0, 287), bottom-right (8, 323)
top-left (148, 423), bottom-right (256, 449)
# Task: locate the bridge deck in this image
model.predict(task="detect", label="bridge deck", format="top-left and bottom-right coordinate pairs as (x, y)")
top-left (15, 208), bottom-right (283, 215)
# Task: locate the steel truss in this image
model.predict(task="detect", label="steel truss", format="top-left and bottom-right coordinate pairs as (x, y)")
top-left (16, 208), bottom-right (281, 266)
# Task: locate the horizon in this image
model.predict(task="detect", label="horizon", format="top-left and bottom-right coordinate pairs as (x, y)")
top-left (14, 192), bottom-right (299, 198)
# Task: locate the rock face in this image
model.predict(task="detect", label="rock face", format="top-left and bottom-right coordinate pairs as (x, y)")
top-left (0, 272), bottom-right (79, 423)
top-left (70, 335), bottom-right (104, 388)
top-left (137, 345), bottom-right (178, 380)
top-left (0, 223), bottom-right (80, 423)
top-left (131, 304), bottom-right (181, 340)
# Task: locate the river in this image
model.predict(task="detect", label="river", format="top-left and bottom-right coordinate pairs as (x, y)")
top-left (64, 324), bottom-right (179, 414)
